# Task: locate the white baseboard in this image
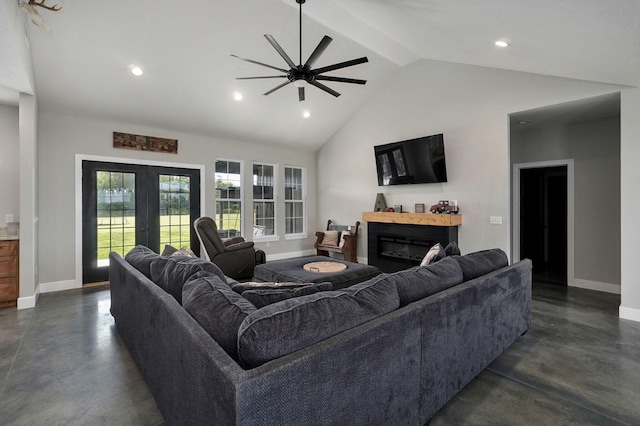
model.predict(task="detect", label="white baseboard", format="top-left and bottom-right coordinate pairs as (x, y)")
top-left (17, 285), bottom-right (40, 310)
top-left (266, 249), bottom-right (316, 262)
top-left (571, 279), bottom-right (621, 294)
top-left (40, 279), bottom-right (81, 294)
top-left (619, 306), bottom-right (640, 323)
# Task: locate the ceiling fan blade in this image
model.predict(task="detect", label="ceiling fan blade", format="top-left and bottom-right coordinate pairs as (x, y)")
top-left (264, 35), bottom-right (297, 69)
top-left (264, 80), bottom-right (292, 96)
top-left (312, 57), bottom-right (369, 75)
top-left (236, 76), bottom-right (287, 80)
top-left (231, 54), bottom-right (288, 73)
top-left (309, 80), bottom-right (341, 97)
top-left (315, 75), bottom-right (367, 85)
top-left (304, 35), bottom-right (333, 69)
top-left (298, 87), bottom-right (305, 102)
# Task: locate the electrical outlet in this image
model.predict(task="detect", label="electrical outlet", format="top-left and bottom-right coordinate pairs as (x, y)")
top-left (489, 216), bottom-right (503, 225)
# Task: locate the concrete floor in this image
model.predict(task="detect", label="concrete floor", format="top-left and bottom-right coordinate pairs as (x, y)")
top-left (0, 282), bottom-right (638, 425)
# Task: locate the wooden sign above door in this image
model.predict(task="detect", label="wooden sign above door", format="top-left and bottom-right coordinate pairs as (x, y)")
top-left (113, 132), bottom-right (178, 154)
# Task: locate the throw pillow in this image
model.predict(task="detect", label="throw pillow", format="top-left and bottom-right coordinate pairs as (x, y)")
top-left (420, 243), bottom-right (446, 266)
top-left (339, 230), bottom-right (350, 248)
top-left (444, 242), bottom-right (461, 257)
top-left (171, 246), bottom-right (196, 257)
top-left (182, 273), bottom-right (256, 361)
top-left (321, 230), bottom-right (340, 246)
top-left (124, 245), bottom-right (159, 278)
top-left (237, 275), bottom-right (399, 369)
top-left (241, 282), bottom-right (333, 308)
top-left (161, 244), bottom-right (178, 256)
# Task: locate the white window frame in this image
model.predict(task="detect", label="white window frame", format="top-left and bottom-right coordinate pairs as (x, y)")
top-left (214, 158), bottom-right (244, 238)
top-left (284, 165), bottom-right (307, 240)
top-left (252, 162), bottom-right (279, 242)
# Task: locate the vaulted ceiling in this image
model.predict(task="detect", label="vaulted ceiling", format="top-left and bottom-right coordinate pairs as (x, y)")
top-left (1, 0), bottom-right (638, 151)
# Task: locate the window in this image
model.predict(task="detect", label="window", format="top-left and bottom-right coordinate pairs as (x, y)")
top-left (159, 174), bottom-right (192, 249)
top-left (285, 166), bottom-right (305, 237)
top-left (253, 163), bottom-right (276, 238)
top-left (215, 159), bottom-right (242, 238)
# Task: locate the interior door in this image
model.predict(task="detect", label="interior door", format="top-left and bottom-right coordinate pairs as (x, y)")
top-left (82, 161), bottom-right (200, 284)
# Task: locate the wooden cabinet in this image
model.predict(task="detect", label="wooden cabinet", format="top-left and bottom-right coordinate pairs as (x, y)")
top-left (0, 239), bottom-right (19, 308)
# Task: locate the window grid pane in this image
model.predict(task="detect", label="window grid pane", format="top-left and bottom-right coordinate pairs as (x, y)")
top-left (253, 163), bottom-right (276, 236)
top-left (96, 171), bottom-right (136, 265)
top-left (284, 166), bottom-right (305, 235)
top-left (159, 174), bottom-right (191, 251)
top-left (216, 160), bottom-right (242, 238)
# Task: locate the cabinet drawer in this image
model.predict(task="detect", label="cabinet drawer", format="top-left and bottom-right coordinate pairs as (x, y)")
top-left (0, 278), bottom-right (17, 301)
top-left (0, 241), bottom-right (18, 257)
top-left (0, 256), bottom-right (18, 278)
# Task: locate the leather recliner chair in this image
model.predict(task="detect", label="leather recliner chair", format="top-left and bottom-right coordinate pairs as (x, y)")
top-left (193, 217), bottom-right (266, 280)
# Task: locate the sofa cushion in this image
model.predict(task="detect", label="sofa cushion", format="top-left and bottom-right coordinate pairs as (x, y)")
top-left (124, 245), bottom-right (158, 278)
top-left (393, 257), bottom-right (465, 306)
top-left (182, 273), bottom-right (256, 361)
top-left (150, 256), bottom-right (227, 304)
top-left (444, 241), bottom-right (461, 257)
top-left (454, 248), bottom-right (509, 281)
top-left (241, 282), bottom-right (333, 308)
top-left (237, 276), bottom-right (399, 368)
top-left (230, 281), bottom-right (309, 294)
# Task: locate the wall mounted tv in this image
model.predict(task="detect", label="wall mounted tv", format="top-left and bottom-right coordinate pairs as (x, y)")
top-left (374, 133), bottom-right (448, 186)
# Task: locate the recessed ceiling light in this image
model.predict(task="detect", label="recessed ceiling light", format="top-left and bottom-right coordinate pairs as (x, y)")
top-left (131, 66), bottom-right (143, 76)
top-left (494, 40), bottom-right (510, 48)
top-left (302, 110), bottom-right (311, 118)
top-left (234, 92), bottom-right (243, 101)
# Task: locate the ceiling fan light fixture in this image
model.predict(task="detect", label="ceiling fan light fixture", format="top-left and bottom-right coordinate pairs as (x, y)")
top-left (293, 79), bottom-right (307, 88)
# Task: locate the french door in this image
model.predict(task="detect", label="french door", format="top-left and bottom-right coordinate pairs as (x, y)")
top-left (82, 161), bottom-right (201, 283)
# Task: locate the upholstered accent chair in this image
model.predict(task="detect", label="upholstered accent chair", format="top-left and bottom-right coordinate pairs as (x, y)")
top-left (193, 217), bottom-right (266, 280)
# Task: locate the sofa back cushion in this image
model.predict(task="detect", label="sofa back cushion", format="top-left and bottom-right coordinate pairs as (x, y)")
top-left (454, 248), bottom-right (509, 281)
top-left (124, 245), bottom-right (159, 278)
top-left (394, 257), bottom-right (464, 306)
top-left (241, 282), bottom-right (333, 308)
top-left (150, 256), bottom-right (227, 304)
top-left (182, 273), bottom-right (257, 361)
top-left (237, 277), bottom-right (399, 369)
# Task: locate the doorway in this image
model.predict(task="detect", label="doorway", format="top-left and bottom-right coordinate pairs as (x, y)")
top-left (519, 165), bottom-right (568, 285)
top-left (82, 161), bottom-right (201, 284)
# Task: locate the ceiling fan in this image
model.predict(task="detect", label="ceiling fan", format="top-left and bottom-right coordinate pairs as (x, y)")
top-left (231, 0), bottom-right (368, 102)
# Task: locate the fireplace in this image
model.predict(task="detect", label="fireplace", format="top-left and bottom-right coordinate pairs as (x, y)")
top-left (365, 216), bottom-right (459, 273)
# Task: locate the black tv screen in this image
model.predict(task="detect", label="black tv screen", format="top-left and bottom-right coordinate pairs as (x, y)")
top-left (374, 133), bottom-right (447, 186)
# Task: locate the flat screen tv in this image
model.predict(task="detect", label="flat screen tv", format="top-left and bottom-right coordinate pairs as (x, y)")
top-left (374, 133), bottom-right (447, 186)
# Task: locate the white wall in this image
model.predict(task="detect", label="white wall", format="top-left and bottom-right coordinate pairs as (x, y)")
top-left (620, 88), bottom-right (640, 321)
top-left (37, 110), bottom-right (317, 286)
top-left (511, 117), bottom-right (621, 291)
top-left (0, 104), bottom-right (19, 225)
top-left (317, 58), bottom-right (623, 266)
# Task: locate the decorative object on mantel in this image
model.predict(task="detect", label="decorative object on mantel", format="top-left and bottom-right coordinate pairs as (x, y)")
top-left (113, 132), bottom-right (178, 154)
top-left (19, 0), bottom-right (62, 34)
top-left (394, 205), bottom-right (403, 213)
top-left (373, 193), bottom-right (387, 212)
top-left (231, 0), bottom-right (368, 102)
top-left (415, 203), bottom-right (425, 213)
top-left (430, 200), bottom-right (460, 214)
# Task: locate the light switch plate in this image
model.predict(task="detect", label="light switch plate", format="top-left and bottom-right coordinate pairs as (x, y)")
top-left (5, 214), bottom-right (13, 223)
top-left (489, 216), bottom-right (503, 225)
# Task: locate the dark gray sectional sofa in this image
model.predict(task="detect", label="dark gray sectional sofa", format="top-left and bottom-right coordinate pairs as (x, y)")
top-left (109, 246), bottom-right (532, 425)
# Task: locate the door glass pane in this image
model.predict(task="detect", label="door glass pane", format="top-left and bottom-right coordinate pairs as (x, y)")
top-left (96, 171), bottom-right (135, 266)
top-left (215, 160), bottom-right (242, 237)
top-left (159, 174), bottom-right (191, 250)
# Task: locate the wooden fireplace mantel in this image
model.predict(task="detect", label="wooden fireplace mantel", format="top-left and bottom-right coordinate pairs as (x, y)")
top-left (362, 212), bottom-right (462, 227)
